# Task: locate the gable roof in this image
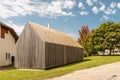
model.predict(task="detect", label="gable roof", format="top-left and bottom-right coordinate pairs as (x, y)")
top-left (27, 22), bottom-right (82, 48)
top-left (0, 22), bottom-right (19, 42)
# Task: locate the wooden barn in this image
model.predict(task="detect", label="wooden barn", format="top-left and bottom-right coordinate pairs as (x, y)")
top-left (15, 22), bottom-right (83, 69)
top-left (0, 22), bottom-right (18, 67)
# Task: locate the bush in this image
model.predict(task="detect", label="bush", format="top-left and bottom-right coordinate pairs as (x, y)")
top-left (83, 50), bottom-right (88, 57)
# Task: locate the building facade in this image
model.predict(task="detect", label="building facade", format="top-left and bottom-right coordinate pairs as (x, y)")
top-left (0, 22), bottom-right (18, 66)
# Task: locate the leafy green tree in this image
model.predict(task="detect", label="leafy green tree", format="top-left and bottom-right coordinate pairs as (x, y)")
top-left (92, 22), bottom-right (120, 55)
top-left (115, 23), bottom-right (120, 48)
top-left (88, 30), bottom-right (98, 55)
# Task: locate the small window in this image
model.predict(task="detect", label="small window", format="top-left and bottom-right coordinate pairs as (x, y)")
top-left (6, 53), bottom-right (7, 60)
top-left (6, 53), bottom-right (10, 60)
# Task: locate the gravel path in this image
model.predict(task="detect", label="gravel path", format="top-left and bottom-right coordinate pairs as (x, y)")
top-left (47, 61), bottom-right (120, 80)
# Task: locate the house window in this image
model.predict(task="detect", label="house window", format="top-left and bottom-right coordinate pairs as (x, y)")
top-left (6, 53), bottom-right (10, 60)
top-left (8, 53), bottom-right (10, 60)
top-left (6, 53), bottom-right (7, 60)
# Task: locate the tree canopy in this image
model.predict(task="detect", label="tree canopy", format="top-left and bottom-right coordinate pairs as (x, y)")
top-left (91, 22), bottom-right (120, 55)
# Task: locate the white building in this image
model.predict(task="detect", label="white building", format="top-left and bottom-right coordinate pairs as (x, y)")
top-left (0, 22), bottom-right (18, 67)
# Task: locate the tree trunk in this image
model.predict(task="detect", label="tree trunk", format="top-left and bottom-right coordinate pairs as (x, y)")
top-left (103, 52), bottom-right (104, 55)
top-left (109, 47), bottom-right (112, 55)
top-left (103, 49), bottom-right (105, 55)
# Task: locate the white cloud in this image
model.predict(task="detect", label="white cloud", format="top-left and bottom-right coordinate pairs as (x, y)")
top-left (0, 0), bottom-right (75, 18)
top-left (5, 21), bottom-right (24, 35)
top-left (99, 2), bottom-right (116, 15)
top-left (92, 6), bottom-right (99, 14)
top-left (110, 2), bottom-right (116, 9)
top-left (78, 2), bottom-right (85, 9)
top-left (0, 0), bottom-right (34, 18)
top-left (79, 11), bottom-right (89, 15)
top-left (104, 7), bottom-right (116, 15)
top-left (78, 2), bottom-right (83, 8)
top-left (99, 2), bottom-right (106, 11)
top-left (63, 0), bottom-right (75, 9)
top-left (102, 15), bottom-right (109, 20)
top-left (86, 0), bottom-right (94, 6)
top-left (92, 0), bottom-right (98, 3)
top-left (117, 3), bottom-right (120, 8)
top-left (100, 15), bottom-right (109, 21)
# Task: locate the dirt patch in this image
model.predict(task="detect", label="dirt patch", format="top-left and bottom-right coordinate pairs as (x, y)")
top-left (0, 65), bottom-right (15, 72)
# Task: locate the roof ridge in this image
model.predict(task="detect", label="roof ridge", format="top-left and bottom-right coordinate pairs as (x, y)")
top-left (28, 21), bottom-right (73, 38)
top-left (27, 21), bottom-right (82, 48)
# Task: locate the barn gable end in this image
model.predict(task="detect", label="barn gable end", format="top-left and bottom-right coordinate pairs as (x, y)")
top-left (15, 23), bottom-right (45, 69)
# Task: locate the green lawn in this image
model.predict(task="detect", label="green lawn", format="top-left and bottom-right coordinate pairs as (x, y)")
top-left (0, 56), bottom-right (120, 80)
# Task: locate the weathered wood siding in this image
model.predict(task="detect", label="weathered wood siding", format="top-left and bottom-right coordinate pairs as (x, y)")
top-left (45, 43), bottom-right (64, 68)
top-left (15, 24), bottom-right (45, 69)
top-left (45, 42), bottom-right (83, 69)
top-left (66, 46), bottom-right (83, 64)
top-left (15, 22), bottom-right (83, 69)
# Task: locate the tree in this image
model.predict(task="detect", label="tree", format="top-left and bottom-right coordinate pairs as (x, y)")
top-left (78, 25), bottom-right (90, 57)
top-left (88, 30), bottom-right (98, 55)
top-left (115, 23), bottom-right (120, 48)
top-left (92, 21), bottom-right (120, 55)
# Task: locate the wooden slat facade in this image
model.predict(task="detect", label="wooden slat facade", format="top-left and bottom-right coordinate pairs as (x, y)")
top-left (15, 22), bottom-right (83, 69)
top-left (45, 42), bottom-right (83, 69)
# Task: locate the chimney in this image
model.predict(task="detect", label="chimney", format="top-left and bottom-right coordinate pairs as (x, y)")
top-left (48, 23), bottom-right (50, 29)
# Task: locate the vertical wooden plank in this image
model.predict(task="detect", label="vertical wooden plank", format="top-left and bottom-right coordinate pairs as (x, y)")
top-left (64, 45), bottom-right (66, 64)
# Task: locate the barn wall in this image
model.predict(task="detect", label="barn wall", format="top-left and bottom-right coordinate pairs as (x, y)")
top-left (66, 46), bottom-right (83, 64)
top-left (15, 24), bottom-right (45, 69)
top-left (45, 42), bottom-right (83, 69)
top-left (45, 43), bottom-right (64, 68)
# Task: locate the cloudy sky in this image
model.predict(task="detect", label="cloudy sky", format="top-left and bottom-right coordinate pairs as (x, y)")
top-left (0, 0), bottom-right (120, 39)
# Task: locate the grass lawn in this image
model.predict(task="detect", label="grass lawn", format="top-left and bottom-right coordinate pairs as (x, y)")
top-left (0, 56), bottom-right (120, 80)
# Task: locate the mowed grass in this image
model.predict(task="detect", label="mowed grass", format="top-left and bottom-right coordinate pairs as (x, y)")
top-left (0, 56), bottom-right (120, 80)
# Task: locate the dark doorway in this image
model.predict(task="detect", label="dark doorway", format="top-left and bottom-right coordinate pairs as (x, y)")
top-left (11, 56), bottom-right (15, 65)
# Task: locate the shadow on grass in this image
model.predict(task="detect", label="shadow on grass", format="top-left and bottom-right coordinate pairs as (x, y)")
top-left (99, 54), bottom-right (120, 56)
top-left (47, 59), bottom-right (91, 70)
top-left (83, 59), bottom-right (91, 62)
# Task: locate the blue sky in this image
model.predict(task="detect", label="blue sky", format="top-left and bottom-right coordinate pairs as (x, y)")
top-left (0, 0), bottom-right (120, 40)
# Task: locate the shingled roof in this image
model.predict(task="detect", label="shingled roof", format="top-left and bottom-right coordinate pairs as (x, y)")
top-left (0, 22), bottom-right (18, 42)
top-left (26, 22), bottom-right (82, 48)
